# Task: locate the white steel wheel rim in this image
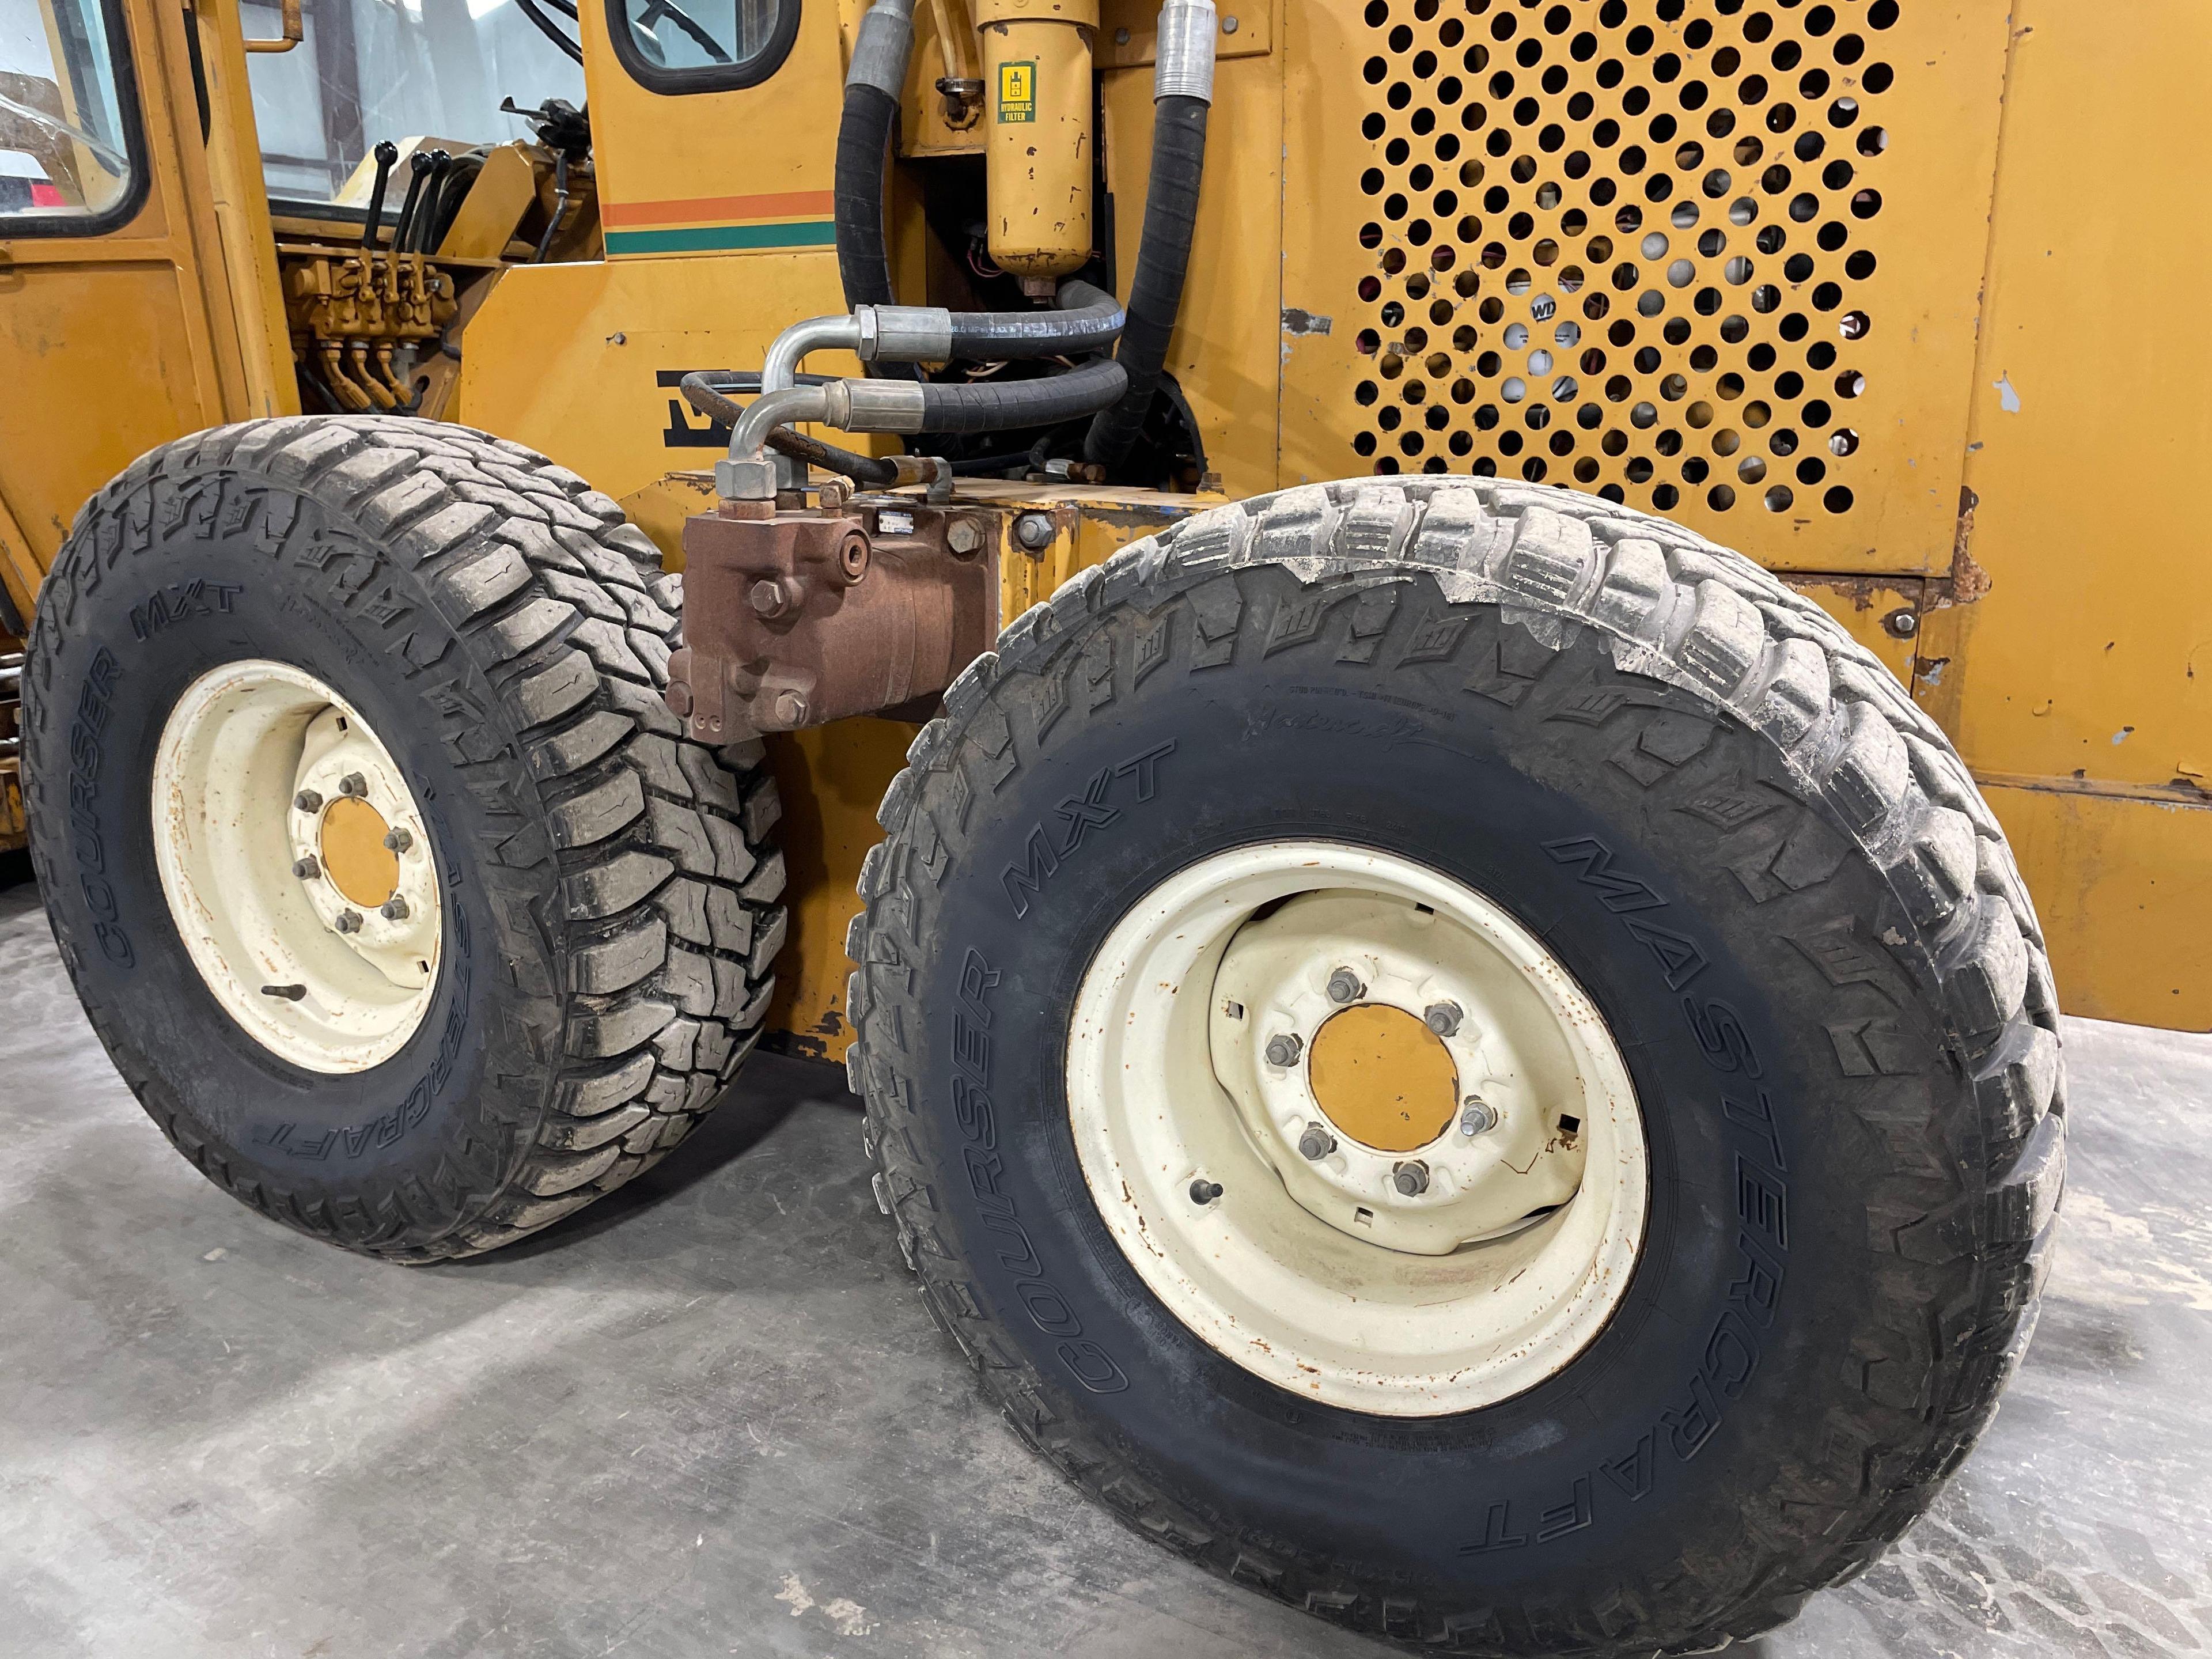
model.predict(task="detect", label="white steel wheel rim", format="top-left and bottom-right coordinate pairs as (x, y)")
top-left (151, 660), bottom-right (441, 1074)
top-left (1067, 840), bottom-right (1648, 1416)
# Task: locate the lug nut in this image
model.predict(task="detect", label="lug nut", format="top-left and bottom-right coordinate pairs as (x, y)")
top-left (1459, 1097), bottom-right (1499, 1136)
top-left (382, 827), bottom-right (412, 853)
top-left (335, 909), bottom-right (363, 934)
top-left (339, 772), bottom-right (369, 798)
top-left (1297, 1124), bottom-right (1336, 1161)
top-left (1014, 512), bottom-right (1055, 551)
top-left (292, 855), bottom-right (321, 880)
top-left (294, 789), bottom-right (323, 813)
top-left (380, 896), bottom-right (410, 921)
top-left (1424, 1001), bottom-right (1463, 1037)
top-left (1188, 1178), bottom-right (1224, 1205)
top-left (1327, 967), bottom-right (1365, 1004)
top-left (1264, 1032), bottom-right (1304, 1067)
top-left (1392, 1160), bottom-right (1431, 1196)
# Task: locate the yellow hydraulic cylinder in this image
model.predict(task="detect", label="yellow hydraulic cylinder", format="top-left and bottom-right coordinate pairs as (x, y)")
top-left (975, 0), bottom-right (1097, 285)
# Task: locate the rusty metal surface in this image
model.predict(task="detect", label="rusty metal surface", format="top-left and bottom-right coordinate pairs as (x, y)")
top-left (668, 496), bottom-right (997, 741)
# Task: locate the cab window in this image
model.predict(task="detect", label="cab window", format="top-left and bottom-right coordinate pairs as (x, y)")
top-left (0, 0), bottom-right (142, 233)
top-left (241, 0), bottom-right (586, 206)
top-left (604, 0), bottom-right (799, 93)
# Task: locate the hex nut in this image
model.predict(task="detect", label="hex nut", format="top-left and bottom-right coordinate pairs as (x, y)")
top-left (338, 772), bottom-right (367, 797)
top-left (946, 519), bottom-right (983, 556)
top-left (1391, 1160), bottom-right (1431, 1196)
top-left (380, 896), bottom-right (410, 921)
top-left (1264, 1032), bottom-right (1304, 1067)
top-left (293, 789), bottom-right (323, 814)
top-left (382, 827), bottom-right (412, 853)
top-left (1297, 1124), bottom-right (1336, 1161)
top-left (292, 856), bottom-right (320, 880)
top-left (1423, 1000), bottom-right (1464, 1037)
top-left (773, 689), bottom-right (809, 727)
top-left (1459, 1097), bottom-right (1499, 1136)
top-left (335, 910), bottom-right (363, 935)
top-left (1014, 512), bottom-right (1055, 551)
top-left (1327, 967), bottom-right (1366, 1004)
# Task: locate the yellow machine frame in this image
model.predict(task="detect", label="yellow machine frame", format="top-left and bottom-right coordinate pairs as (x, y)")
top-left (1, 0), bottom-right (2205, 1040)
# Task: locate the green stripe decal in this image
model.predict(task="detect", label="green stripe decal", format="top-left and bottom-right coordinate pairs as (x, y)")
top-left (605, 220), bottom-right (838, 254)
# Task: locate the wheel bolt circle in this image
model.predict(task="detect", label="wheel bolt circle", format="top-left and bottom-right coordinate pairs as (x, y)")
top-left (1264, 1032), bottom-right (1303, 1067)
top-left (335, 909), bottom-right (363, 934)
top-left (1392, 1160), bottom-right (1430, 1196)
top-left (1424, 1000), bottom-right (1463, 1037)
top-left (1327, 967), bottom-right (1365, 1004)
top-left (293, 855), bottom-right (320, 880)
top-left (294, 789), bottom-right (323, 813)
top-left (1298, 1124), bottom-right (1336, 1161)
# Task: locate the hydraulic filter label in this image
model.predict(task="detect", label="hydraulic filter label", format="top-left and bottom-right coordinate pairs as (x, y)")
top-left (998, 61), bottom-right (1036, 123)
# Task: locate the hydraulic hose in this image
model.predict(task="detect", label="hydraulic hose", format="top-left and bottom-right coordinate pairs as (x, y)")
top-left (913, 356), bottom-right (1127, 434)
top-left (720, 360), bottom-right (1127, 497)
top-left (945, 282), bottom-right (1124, 358)
top-left (1085, 0), bottom-right (1217, 470)
top-left (836, 0), bottom-right (916, 381)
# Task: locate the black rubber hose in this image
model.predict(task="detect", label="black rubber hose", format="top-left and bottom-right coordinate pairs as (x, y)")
top-left (917, 357), bottom-right (1127, 435)
top-left (944, 282), bottom-right (1126, 359)
top-left (1084, 95), bottom-right (1210, 469)
top-left (679, 374), bottom-right (899, 486)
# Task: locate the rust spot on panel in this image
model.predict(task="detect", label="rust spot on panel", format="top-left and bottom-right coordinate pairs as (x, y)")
top-left (1281, 308), bottom-right (1333, 336)
top-left (1946, 486), bottom-right (1993, 604)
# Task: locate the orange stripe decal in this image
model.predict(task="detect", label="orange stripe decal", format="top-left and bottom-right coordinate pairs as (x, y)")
top-left (601, 190), bottom-right (837, 228)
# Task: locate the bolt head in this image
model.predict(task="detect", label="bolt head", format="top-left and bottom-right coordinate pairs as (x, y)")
top-left (1014, 512), bottom-right (1055, 551)
top-left (946, 519), bottom-right (982, 556)
top-left (1222, 13), bottom-right (1239, 31)
top-left (335, 910), bottom-right (363, 935)
top-left (1297, 1124), bottom-right (1335, 1161)
top-left (749, 578), bottom-right (793, 619)
top-left (1264, 1032), bottom-right (1303, 1067)
top-left (1423, 1000), bottom-right (1463, 1037)
top-left (382, 827), bottom-right (412, 853)
top-left (1459, 1097), bottom-right (1499, 1136)
top-left (293, 789), bottom-right (323, 814)
top-left (1884, 607), bottom-right (1919, 638)
top-left (1114, 24), bottom-right (1130, 41)
top-left (338, 772), bottom-right (367, 798)
top-left (1392, 1160), bottom-right (1431, 1196)
top-left (292, 856), bottom-right (320, 880)
top-left (380, 896), bottom-right (410, 921)
top-left (772, 689), bottom-right (809, 727)
top-left (1327, 967), bottom-right (1365, 1004)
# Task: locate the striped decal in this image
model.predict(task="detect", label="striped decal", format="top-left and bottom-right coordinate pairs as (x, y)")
top-left (601, 189), bottom-right (836, 256)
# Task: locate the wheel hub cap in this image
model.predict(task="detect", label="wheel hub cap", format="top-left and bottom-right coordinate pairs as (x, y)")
top-left (319, 796), bottom-right (398, 910)
top-left (1305, 1002), bottom-right (1458, 1152)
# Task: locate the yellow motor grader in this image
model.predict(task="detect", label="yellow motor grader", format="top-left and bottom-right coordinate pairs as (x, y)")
top-left (9, 0), bottom-right (2190, 1647)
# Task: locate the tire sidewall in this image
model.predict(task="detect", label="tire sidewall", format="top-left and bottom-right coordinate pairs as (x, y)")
top-left (878, 563), bottom-right (1951, 1599)
top-left (26, 459), bottom-right (529, 1215)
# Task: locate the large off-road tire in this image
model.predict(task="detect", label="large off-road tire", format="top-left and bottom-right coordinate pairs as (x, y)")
top-left (23, 415), bottom-right (783, 1262)
top-left (847, 478), bottom-right (2063, 1653)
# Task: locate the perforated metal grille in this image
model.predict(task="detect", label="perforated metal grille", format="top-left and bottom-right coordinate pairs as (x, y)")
top-left (1349, 0), bottom-right (1897, 516)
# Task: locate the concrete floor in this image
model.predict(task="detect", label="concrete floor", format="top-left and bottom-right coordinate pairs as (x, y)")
top-left (2, 865), bottom-right (2209, 1659)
